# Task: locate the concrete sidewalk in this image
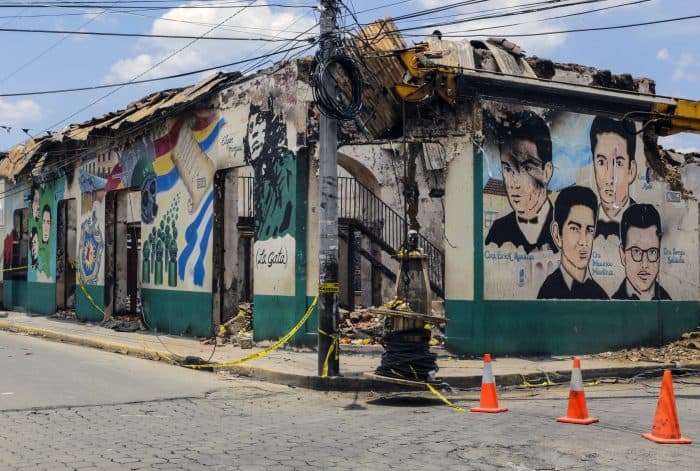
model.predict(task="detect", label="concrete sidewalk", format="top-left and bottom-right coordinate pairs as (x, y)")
top-left (0, 310), bottom-right (692, 391)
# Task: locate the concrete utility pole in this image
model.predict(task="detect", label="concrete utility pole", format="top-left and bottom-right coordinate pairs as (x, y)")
top-left (317, 0), bottom-right (340, 377)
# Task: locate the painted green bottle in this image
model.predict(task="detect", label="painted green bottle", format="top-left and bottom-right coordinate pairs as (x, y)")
top-left (155, 240), bottom-right (164, 286)
top-left (142, 239), bottom-right (151, 284)
top-left (168, 239), bottom-right (178, 287)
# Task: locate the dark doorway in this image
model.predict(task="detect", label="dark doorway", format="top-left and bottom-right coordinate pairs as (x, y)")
top-left (56, 199), bottom-right (77, 309)
top-left (106, 188), bottom-right (142, 316)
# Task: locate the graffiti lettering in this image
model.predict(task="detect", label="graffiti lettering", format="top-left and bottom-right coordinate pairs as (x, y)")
top-left (664, 248), bottom-right (686, 264)
top-left (255, 247), bottom-right (288, 268)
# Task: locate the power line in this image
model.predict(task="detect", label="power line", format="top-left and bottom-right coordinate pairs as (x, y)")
top-left (402, 12), bottom-right (700, 38)
top-left (0, 25), bottom-right (312, 41)
top-left (0, 9), bottom-right (108, 85)
top-left (0, 45), bottom-right (311, 99)
top-left (0, 2), bottom-right (315, 10)
top-left (450, 0), bottom-right (652, 35)
top-left (43, 0), bottom-right (261, 131)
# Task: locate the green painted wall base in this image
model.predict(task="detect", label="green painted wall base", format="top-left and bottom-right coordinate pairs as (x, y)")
top-left (3, 279), bottom-right (28, 311)
top-left (253, 294), bottom-right (316, 347)
top-left (27, 282), bottom-right (56, 315)
top-left (445, 299), bottom-right (700, 356)
top-left (76, 284), bottom-right (105, 322)
top-left (141, 288), bottom-right (212, 337)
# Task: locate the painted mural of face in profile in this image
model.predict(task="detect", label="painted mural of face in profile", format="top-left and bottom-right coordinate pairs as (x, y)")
top-left (41, 204), bottom-right (51, 243)
top-left (485, 110), bottom-right (557, 254)
top-left (31, 186), bottom-right (41, 221)
top-left (612, 204), bottom-right (671, 300)
top-left (589, 116), bottom-right (637, 238)
top-left (537, 185), bottom-right (608, 300)
top-left (30, 228), bottom-right (39, 269)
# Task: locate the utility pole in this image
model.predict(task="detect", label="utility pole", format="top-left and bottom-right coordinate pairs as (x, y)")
top-left (317, 0), bottom-right (340, 377)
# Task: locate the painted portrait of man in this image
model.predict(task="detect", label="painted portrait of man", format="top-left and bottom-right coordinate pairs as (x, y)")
top-left (612, 204), bottom-right (671, 300)
top-left (30, 227), bottom-right (39, 269)
top-left (485, 110), bottom-right (557, 254)
top-left (41, 204), bottom-right (51, 244)
top-left (30, 186), bottom-right (41, 222)
top-left (589, 116), bottom-right (637, 239)
top-left (538, 185), bottom-right (608, 299)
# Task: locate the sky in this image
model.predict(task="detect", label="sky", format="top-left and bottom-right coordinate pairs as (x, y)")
top-left (0, 0), bottom-right (699, 153)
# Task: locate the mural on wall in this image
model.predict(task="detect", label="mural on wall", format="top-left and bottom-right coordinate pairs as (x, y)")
top-left (27, 178), bottom-right (62, 282)
top-left (2, 189), bottom-right (29, 280)
top-left (78, 171), bottom-right (107, 286)
top-left (244, 98), bottom-right (298, 297)
top-left (482, 104), bottom-right (699, 301)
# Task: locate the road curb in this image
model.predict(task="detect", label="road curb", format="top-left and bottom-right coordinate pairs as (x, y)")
top-left (0, 321), bottom-right (182, 365)
top-left (2, 321), bottom-right (698, 392)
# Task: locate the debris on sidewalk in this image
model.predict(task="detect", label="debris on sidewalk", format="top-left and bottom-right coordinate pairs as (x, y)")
top-left (596, 326), bottom-right (700, 363)
top-left (339, 306), bottom-right (383, 345)
top-left (50, 309), bottom-right (76, 320)
top-left (101, 316), bottom-right (144, 332)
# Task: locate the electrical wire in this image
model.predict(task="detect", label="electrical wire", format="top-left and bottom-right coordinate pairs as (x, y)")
top-left (43, 0), bottom-right (261, 132)
top-left (424, 12), bottom-right (700, 38)
top-left (311, 52), bottom-right (363, 120)
top-left (0, 25), bottom-right (312, 41)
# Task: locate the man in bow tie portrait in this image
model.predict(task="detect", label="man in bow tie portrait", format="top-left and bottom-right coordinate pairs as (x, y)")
top-left (537, 185), bottom-right (608, 300)
top-left (485, 110), bottom-right (558, 254)
top-left (589, 116), bottom-right (638, 239)
top-left (612, 203), bottom-right (671, 300)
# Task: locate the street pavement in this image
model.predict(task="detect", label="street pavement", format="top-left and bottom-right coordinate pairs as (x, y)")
top-left (0, 311), bottom-right (685, 391)
top-left (1, 331), bottom-right (698, 470)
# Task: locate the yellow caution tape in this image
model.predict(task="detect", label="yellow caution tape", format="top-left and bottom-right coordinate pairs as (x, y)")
top-left (70, 261), bottom-right (105, 316)
top-left (318, 328), bottom-right (339, 378)
top-left (426, 383), bottom-right (464, 412)
top-left (185, 296), bottom-right (319, 369)
top-left (318, 282), bottom-right (340, 293)
top-left (0, 265), bottom-right (29, 272)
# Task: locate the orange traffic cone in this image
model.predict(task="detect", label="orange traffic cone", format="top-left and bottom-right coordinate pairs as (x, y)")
top-left (642, 370), bottom-right (692, 444)
top-left (556, 357), bottom-right (598, 425)
top-left (470, 353), bottom-right (508, 413)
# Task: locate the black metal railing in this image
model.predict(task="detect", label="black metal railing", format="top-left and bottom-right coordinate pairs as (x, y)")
top-left (337, 176), bottom-right (445, 298)
top-left (236, 175), bottom-right (445, 298)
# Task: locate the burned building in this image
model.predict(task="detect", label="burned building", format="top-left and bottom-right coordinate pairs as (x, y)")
top-left (1, 19), bottom-right (697, 355)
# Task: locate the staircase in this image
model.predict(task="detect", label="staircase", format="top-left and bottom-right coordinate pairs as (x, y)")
top-left (337, 176), bottom-right (445, 298)
top-left (237, 175), bottom-right (445, 299)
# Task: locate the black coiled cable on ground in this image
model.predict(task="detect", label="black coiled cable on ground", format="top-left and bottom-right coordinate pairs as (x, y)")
top-left (311, 52), bottom-right (363, 120)
top-left (375, 328), bottom-right (439, 382)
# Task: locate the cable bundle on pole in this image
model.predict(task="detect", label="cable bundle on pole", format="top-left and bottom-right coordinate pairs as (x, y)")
top-left (311, 51), bottom-right (363, 120)
top-left (375, 328), bottom-right (439, 382)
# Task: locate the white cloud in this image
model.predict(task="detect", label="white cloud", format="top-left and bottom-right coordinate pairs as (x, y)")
top-left (0, 98), bottom-right (42, 123)
top-left (656, 48), bottom-right (670, 61)
top-left (658, 134), bottom-right (700, 154)
top-left (105, 2), bottom-right (317, 83)
top-left (671, 53), bottom-right (697, 81)
top-left (417, 0), bottom-right (569, 57)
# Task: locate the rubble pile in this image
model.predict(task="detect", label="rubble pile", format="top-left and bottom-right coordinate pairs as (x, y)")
top-left (339, 307), bottom-right (383, 345)
top-left (202, 303), bottom-right (255, 349)
top-left (50, 309), bottom-right (76, 320)
top-left (597, 326), bottom-right (700, 363)
top-left (101, 316), bottom-right (144, 332)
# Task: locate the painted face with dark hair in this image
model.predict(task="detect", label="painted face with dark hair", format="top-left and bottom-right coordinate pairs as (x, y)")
top-left (619, 225), bottom-right (660, 294)
top-left (31, 190), bottom-right (41, 221)
top-left (42, 209), bottom-right (51, 243)
top-left (552, 204), bottom-right (596, 281)
top-left (31, 231), bottom-right (39, 266)
top-left (500, 138), bottom-right (553, 220)
top-left (247, 111), bottom-right (268, 162)
top-left (593, 132), bottom-right (637, 218)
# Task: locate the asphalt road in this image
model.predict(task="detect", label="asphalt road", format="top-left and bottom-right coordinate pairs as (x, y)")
top-left (1, 331), bottom-right (699, 470)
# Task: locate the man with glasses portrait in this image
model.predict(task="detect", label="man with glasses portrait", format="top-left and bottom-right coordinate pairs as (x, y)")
top-left (485, 110), bottom-right (557, 254)
top-left (612, 203), bottom-right (671, 300)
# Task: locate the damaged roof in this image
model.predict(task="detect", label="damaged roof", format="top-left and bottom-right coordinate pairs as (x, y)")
top-left (0, 71), bottom-right (238, 181)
